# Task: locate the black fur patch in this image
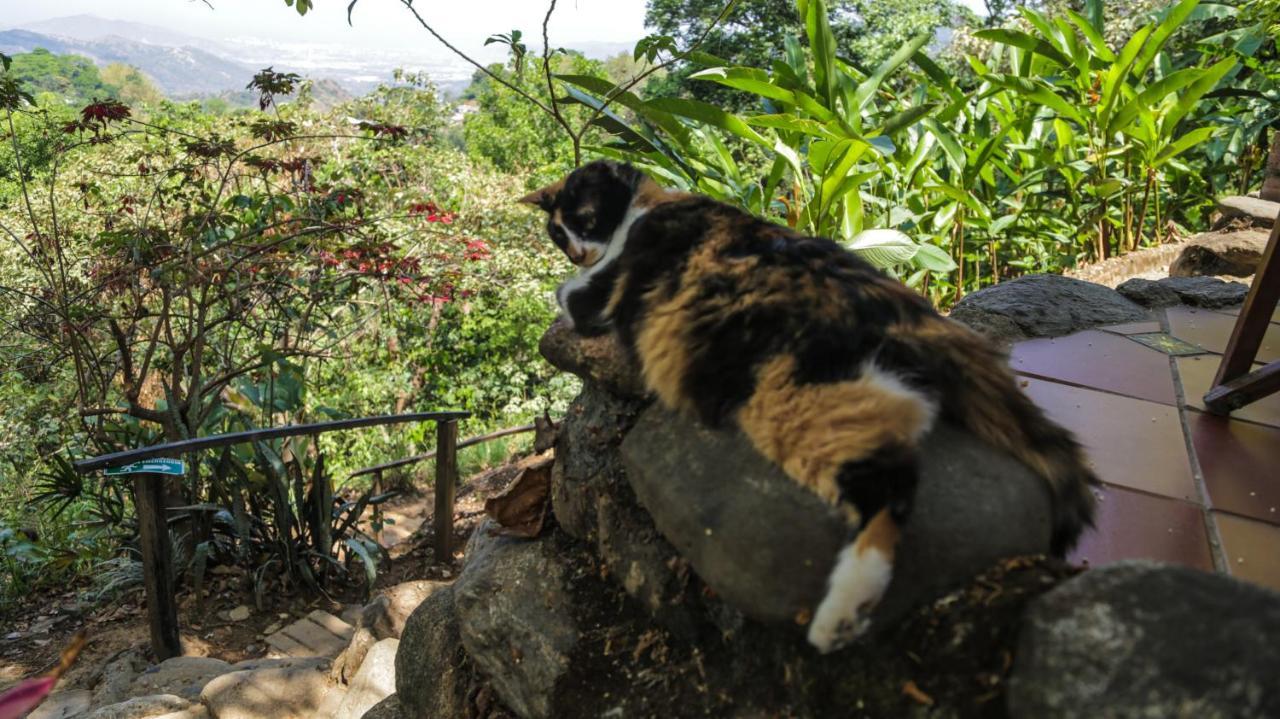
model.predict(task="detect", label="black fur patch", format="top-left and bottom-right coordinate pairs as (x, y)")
top-left (835, 445), bottom-right (920, 523)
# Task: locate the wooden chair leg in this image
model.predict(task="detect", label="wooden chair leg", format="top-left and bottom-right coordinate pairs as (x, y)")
top-left (1204, 209), bottom-right (1280, 413)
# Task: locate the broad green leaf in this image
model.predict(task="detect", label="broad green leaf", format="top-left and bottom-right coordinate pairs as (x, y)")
top-left (803, 0), bottom-right (838, 108)
top-left (913, 243), bottom-right (958, 272)
top-left (879, 103), bottom-right (936, 136)
top-left (647, 98), bottom-right (769, 147)
top-left (1164, 57), bottom-right (1236, 131)
top-left (690, 67), bottom-right (798, 106)
top-left (846, 229), bottom-right (919, 268)
top-left (852, 34), bottom-right (931, 114)
top-left (747, 114), bottom-right (833, 137)
top-left (1065, 9), bottom-right (1115, 62)
top-left (975, 29), bottom-right (1071, 67)
top-left (1107, 67), bottom-right (1204, 134)
top-left (1099, 25), bottom-right (1154, 121)
top-left (983, 75), bottom-right (1086, 124)
top-left (1134, 0), bottom-right (1200, 79)
top-left (1154, 126), bottom-right (1219, 165)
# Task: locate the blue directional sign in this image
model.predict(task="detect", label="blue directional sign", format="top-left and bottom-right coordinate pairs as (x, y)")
top-left (104, 459), bottom-right (186, 476)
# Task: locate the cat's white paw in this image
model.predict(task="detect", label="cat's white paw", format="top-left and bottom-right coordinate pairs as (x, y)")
top-left (806, 543), bottom-right (893, 654)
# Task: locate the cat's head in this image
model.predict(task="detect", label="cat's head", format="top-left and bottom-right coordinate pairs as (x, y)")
top-left (519, 160), bottom-right (647, 267)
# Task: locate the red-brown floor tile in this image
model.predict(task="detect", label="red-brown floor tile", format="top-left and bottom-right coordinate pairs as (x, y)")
top-left (1167, 306), bottom-right (1280, 362)
top-left (1010, 330), bottom-right (1177, 405)
top-left (1178, 355), bottom-right (1280, 429)
top-left (1021, 378), bottom-right (1197, 501)
top-left (1068, 484), bottom-right (1214, 571)
top-left (1213, 304), bottom-right (1280, 325)
top-left (1100, 320), bottom-right (1163, 335)
top-left (1214, 511), bottom-right (1280, 593)
top-left (1188, 411), bottom-right (1280, 525)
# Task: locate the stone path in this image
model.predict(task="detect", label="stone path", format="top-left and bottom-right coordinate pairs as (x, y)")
top-left (265, 610), bottom-right (355, 659)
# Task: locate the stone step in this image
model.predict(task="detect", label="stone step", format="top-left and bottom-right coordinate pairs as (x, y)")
top-left (265, 610), bottom-right (354, 659)
top-left (1216, 195), bottom-right (1279, 229)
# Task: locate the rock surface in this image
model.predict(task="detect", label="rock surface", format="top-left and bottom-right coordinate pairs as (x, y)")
top-left (539, 318), bottom-right (645, 397)
top-left (396, 585), bottom-right (469, 719)
top-left (91, 648), bottom-right (149, 706)
top-left (1117, 276), bottom-right (1249, 309)
top-left (621, 406), bottom-right (1054, 627)
top-left (1008, 561), bottom-right (1280, 718)
top-left (28, 689), bottom-right (92, 719)
top-left (201, 657), bottom-right (337, 719)
top-left (1169, 228), bottom-right (1270, 278)
top-left (333, 580), bottom-right (448, 682)
top-left (452, 523), bottom-right (579, 719)
top-left (332, 638), bottom-right (398, 719)
top-left (130, 657), bottom-right (232, 701)
top-left (547, 379), bottom-right (696, 635)
top-left (950, 274), bottom-right (1148, 344)
top-left (1264, 141), bottom-right (1280, 202)
top-left (1214, 195), bottom-right (1279, 229)
top-left (358, 694), bottom-right (401, 719)
top-left (82, 694), bottom-right (189, 719)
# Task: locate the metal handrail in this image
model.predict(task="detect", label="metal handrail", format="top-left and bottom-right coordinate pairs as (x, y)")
top-left (347, 422), bottom-right (535, 480)
top-left (72, 411), bottom-right (471, 473)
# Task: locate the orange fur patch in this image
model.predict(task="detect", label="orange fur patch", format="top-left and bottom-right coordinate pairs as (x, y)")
top-left (853, 508), bottom-right (900, 559)
top-left (632, 178), bottom-right (691, 209)
top-left (735, 356), bottom-right (933, 513)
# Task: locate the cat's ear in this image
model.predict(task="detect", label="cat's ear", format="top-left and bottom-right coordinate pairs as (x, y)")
top-left (606, 162), bottom-right (644, 191)
top-left (518, 179), bottom-right (564, 212)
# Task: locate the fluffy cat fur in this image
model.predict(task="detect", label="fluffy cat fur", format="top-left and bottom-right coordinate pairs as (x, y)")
top-left (522, 160), bottom-right (1098, 653)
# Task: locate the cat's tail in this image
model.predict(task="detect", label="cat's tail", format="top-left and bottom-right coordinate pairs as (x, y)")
top-left (890, 318), bottom-right (1099, 556)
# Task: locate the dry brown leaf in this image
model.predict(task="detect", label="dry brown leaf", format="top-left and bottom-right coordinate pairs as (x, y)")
top-left (902, 680), bottom-right (935, 706)
top-left (483, 457), bottom-right (553, 538)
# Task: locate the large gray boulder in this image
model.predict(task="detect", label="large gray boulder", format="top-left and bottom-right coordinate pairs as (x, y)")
top-left (358, 694), bottom-right (400, 719)
top-left (395, 586), bottom-right (469, 719)
top-left (452, 523), bottom-right (580, 719)
top-left (1169, 228), bottom-right (1271, 278)
top-left (130, 657), bottom-right (231, 701)
top-left (333, 580), bottom-right (449, 682)
top-left (547, 379), bottom-right (698, 635)
top-left (621, 406), bottom-right (1053, 629)
top-left (539, 319), bottom-right (645, 397)
top-left (82, 695), bottom-right (190, 719)
top-left (90, 648), bottom-right (149, 707)
top-left (200, 657), bottom-right (337, 719)
top-left (333, 638), bottom-right (397, 719)
top-left (1214, 195), bottom-right (1278, 229)
top-left (28, 690), bottom-right (93, 719)
top-left (950, 274), bottom-right (1149, 344)
top-left (1008, 561), bottom-right (1280, 718)
top-left (1117, 276), bottom-right (1249, 309)
top-left (541, 324), bottom-right (698, 633)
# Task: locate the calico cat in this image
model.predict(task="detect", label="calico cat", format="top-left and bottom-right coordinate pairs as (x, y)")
top-left (522, 160), bottom-right (1098, 653)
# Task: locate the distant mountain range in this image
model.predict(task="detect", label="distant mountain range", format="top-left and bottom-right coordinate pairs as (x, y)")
top-left (1, 14), bottom-right (637, 101)
top-left (0, 28), bottom-right (251, 97)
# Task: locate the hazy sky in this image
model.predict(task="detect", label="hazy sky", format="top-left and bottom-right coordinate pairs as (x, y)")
top-left (0, 0), bottom-right (989, 59)
top-left (0, 0), bottom-right (651, 53)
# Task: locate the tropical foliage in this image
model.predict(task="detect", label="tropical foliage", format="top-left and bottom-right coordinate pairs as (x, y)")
top-left (1, 0), bottom-right (1276, 609)
top-left (560, 0), bottom-right (1265, 303)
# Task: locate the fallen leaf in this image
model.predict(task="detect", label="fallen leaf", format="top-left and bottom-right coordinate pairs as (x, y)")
top-left (484, 457), bottom-right (553, 538)
top-left (902, 680), bottom-right (934, 706)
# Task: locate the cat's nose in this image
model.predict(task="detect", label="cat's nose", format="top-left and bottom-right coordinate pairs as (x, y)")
top-left (568, 247), bottom-right (587, 264)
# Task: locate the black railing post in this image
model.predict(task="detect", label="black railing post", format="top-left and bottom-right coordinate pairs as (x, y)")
top-left (134, 474), bottom-right (181, 660)
top-left (433, 419), bottom-right (459, 561)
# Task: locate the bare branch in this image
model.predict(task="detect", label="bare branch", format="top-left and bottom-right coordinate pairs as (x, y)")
top-left (395, 0), bottom-right (555, 116)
